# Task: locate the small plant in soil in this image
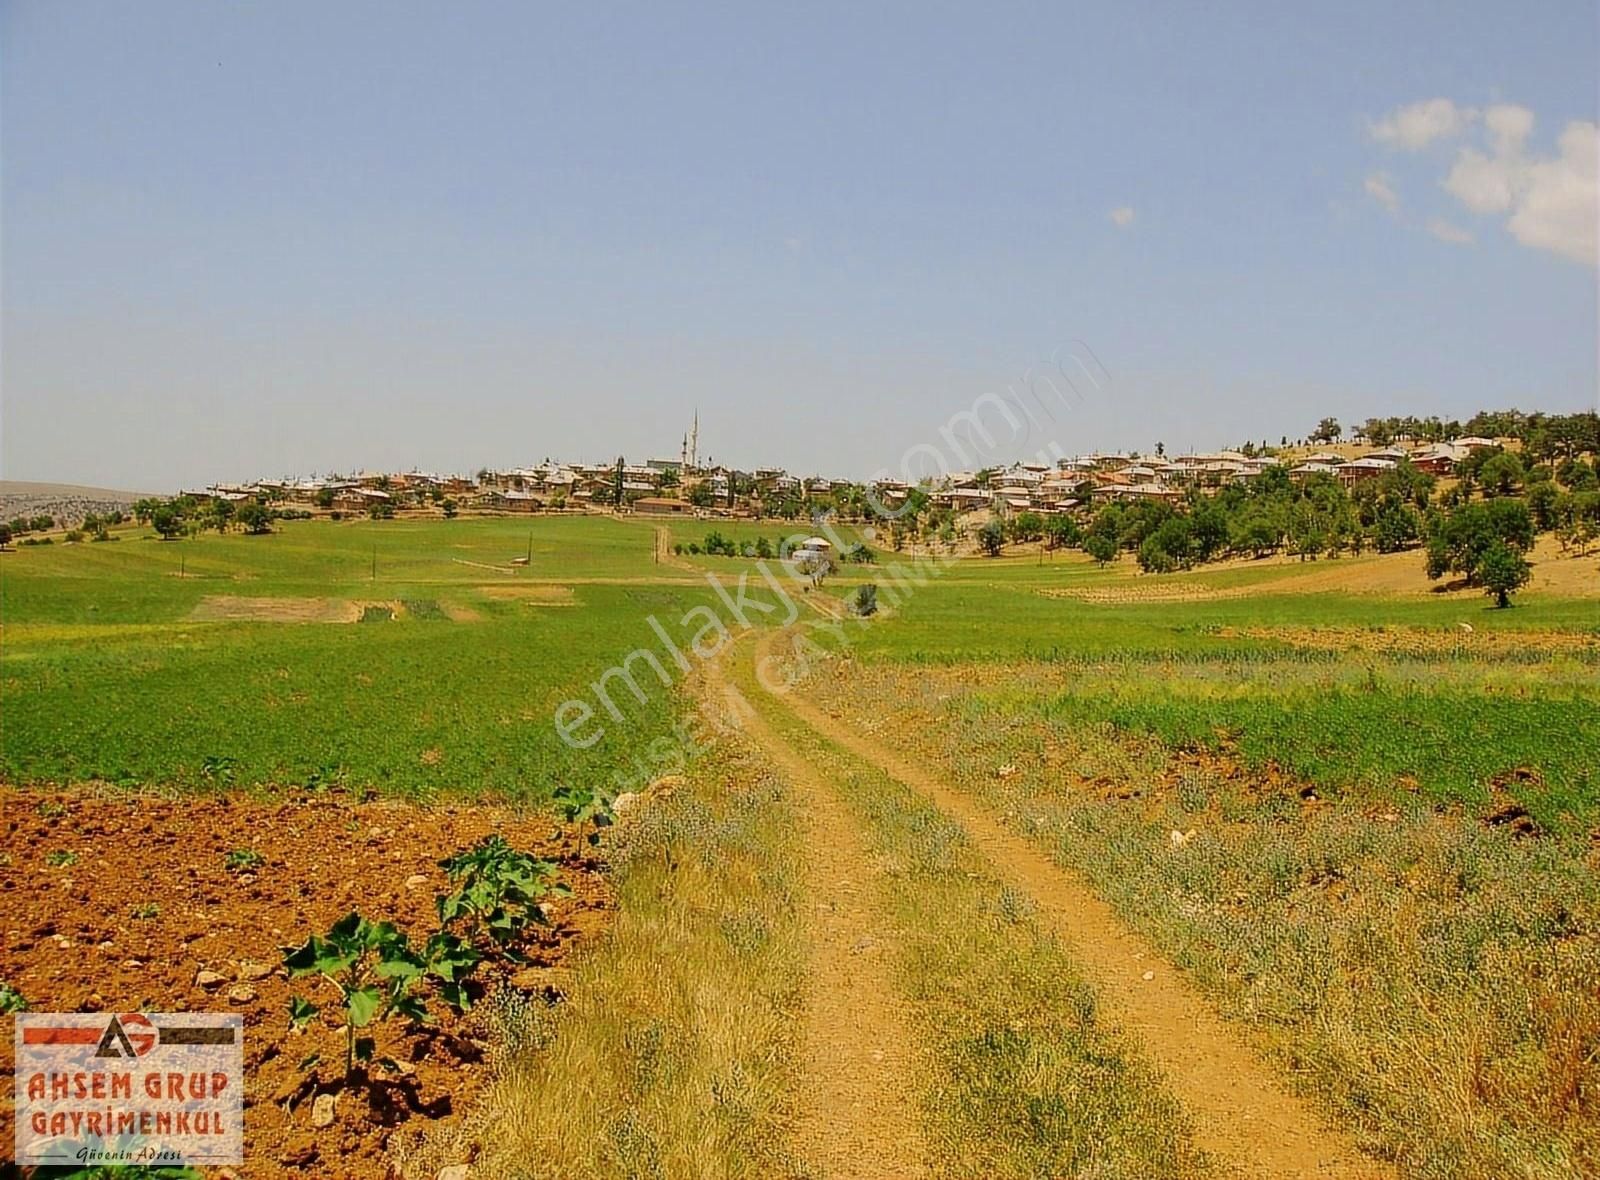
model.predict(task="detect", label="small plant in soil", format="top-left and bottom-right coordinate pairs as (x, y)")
top-left (0, 979), bottom-right (29, 1014)
top-left (44, 850), bottom-right (78, 868)
top-left (553, 782), bottom-right (615, 846)
top-left (438, 835), bottom-right (569, 955)
top-left (130, 902), bottom-right (161, 920)
top-left (200, 754), bottom-right (237, 785)
top-left (35, 799), bottom-right (67, 819)
top-left (224, 847), bottom-right (265, 872)
top-left (284, 911), bottom-right (435, 1081)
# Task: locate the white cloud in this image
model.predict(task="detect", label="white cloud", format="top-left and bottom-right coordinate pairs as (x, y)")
top-left (1364, 96), bottom-right (1598, 267)
top-left (1363, 172), bottom-right (1400, 214)
top-left (1370, 98), bottom-right (1476, 150)
top-left (1505, 121), bottom-right (1598, 266)
top-left (1426, 218), bottom-right (1474, 246)
top-left (1109, 206), bottom-right (1135, 228)
top-left (1484, 103), bottom-right (1534, 155)
top-left (1441, 111), bottom-right (1597, 266)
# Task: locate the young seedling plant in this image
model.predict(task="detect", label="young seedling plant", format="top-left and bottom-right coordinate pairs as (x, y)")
top-left (552, 782), bottom-right (615, 846)
top-left (438, 835), bottom-right (569, 959)
top-left (284, 911), bottom-right (469, 1081)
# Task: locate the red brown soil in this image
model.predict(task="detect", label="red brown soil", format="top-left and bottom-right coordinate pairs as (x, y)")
top-left (0, 788), bottom-right (611, 1178)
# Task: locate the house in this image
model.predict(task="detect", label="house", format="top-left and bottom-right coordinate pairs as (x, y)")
top-left (498, 490), bottom-right (542, 512)
top-left (334, 487), bottom-right (392, 511)
top-left (1453, 436), bottom-right (1499, 451)
top-left (1335, 457), bottom-right (1396, 486)
top-left (633, 497), bottom-right (692, 516)
top-left (1289, 462), bottom-right (1340, 481)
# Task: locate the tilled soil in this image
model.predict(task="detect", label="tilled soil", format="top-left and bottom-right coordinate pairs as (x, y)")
top-left (0, 788), bottom-right (611, 1178)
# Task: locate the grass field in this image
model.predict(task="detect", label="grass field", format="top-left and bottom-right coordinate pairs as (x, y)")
top-left (0, 516), bottom-right (721, 801)
top-left (4, 515), bottom-right (1598, 1177)
top-left (798, 543), bottom-right (1600, 1177)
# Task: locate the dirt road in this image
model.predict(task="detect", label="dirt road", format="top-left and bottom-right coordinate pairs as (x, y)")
top-left (740, 627), bottom-right (1391, 1180)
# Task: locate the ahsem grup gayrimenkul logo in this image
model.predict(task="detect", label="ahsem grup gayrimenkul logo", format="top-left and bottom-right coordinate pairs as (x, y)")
top-left (14, 1011), bottom-right (243, 1167)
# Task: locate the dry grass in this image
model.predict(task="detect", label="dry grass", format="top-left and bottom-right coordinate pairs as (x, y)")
top-left (428, 740), bottom-right (808, 1180)
top-left (188, 594), bottom-right (364, 622)
top-left (818, 667), bottom-right (1600, 1179)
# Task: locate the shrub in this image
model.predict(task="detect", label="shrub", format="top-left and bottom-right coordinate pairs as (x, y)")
top-left (852, 584), bottom-right (879, 616)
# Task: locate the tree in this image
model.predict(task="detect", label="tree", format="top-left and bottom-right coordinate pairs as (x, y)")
top-left (1043, 514), bottom-right (1080, 551)
top-left (1425, 499), bottom-right (1533, 584)
top-left (0, 523), bottom-right (12, 548)
top-left (612, 456), bottom-right (625, 508)
top-left (151, 506), bottom-right (183, 540)
top-left (976, 519), bottom-right (1006, 557)
top-left (1008, 511), bottom-right (1044, 543)
top-left (1311, 417), bottom-right (1342, 444)
top-left (1477, 451), bottom-right (1525, 497)
top-left (1478, 541), bottom-right (1531, 607)
top-left (237, 501), bottom-right (273, 535)
top-left (314, 487), bottom-right (336, 509)
top-left (1084, 532), bottom-right (1118, 565)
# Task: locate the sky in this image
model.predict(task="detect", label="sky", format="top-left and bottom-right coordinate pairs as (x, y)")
top-left (2, 1), bottom-right (1596, 491)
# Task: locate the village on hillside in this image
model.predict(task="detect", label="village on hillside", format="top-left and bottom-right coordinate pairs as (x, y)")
top-left (152, 411), bottom-right (1594, 525)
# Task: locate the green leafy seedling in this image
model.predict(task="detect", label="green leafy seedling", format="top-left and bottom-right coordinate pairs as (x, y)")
top-left (282, 911), bottom-right (431, 1081)
top-left (45, 850), bottom-right (78, 868)
top-left (224, 848), bottom-right (265, 873)
top-left (0, 980), bottom-right (29, 1014)
top-left (553, 782), bottom-right (616, 846)
top-left (438, 835), bottom-right (569, 958)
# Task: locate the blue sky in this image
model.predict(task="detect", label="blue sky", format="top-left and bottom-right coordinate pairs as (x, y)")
top-left (3, 1), bottom-right (1595, 489)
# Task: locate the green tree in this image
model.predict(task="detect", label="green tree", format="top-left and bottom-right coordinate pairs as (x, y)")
top-left (1477, 451), bottom-right (1525, 497)
top-left (1008, 511), bottom-right (1044, 542)
top-left (150, 505), bottom-right (183, 540)
top-left (237, 501), bottom-right (273, 535)
top-left (1043, 514), bottom-right (1080, 551)
top-left (1478, 541), bottom-right (1531, 608)
top-left (976, 519), bottom-right (1006, 557)
top-left (1311, 417), bottom-right (1341, 443)
top-left (1084, 531), bottom-right (1118, 565)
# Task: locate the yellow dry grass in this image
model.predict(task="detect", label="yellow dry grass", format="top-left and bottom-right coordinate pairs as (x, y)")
top-left (429, 740), bottom-right (807, 1180)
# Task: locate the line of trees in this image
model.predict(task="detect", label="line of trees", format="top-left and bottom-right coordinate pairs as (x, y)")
top-left (979, 447), bottom-right (1598, 607)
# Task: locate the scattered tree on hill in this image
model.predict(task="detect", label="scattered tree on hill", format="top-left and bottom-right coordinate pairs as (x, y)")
top-left (237, 500), bottom-right (273, 535)
top-left (976, 519), bottom-right (1006, 557)
top-left (1311, 417), bottom-right (1342, 443)
top-left (151, 506), bottom-right (183, 540)
top-left (1043, 514), bottom-right (1080, 551)
top-left (1478, 541), bottom-right (1532, 608)
top-left (1425, 499), bottom-right (1533, 585)
top-left (442, 499), bottom-right (459, 519)
top-left (1008, 511), bottom-right (1044, 543)
top-left (1477, 451), bottom-right (1525, 497)
top-left (1084, 531), bottom-right (1118, 566)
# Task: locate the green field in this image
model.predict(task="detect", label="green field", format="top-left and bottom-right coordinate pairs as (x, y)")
top-left (0, 516), bottom-right (728, 801)
top-left (837, 548), bottom-right (1600, 828)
